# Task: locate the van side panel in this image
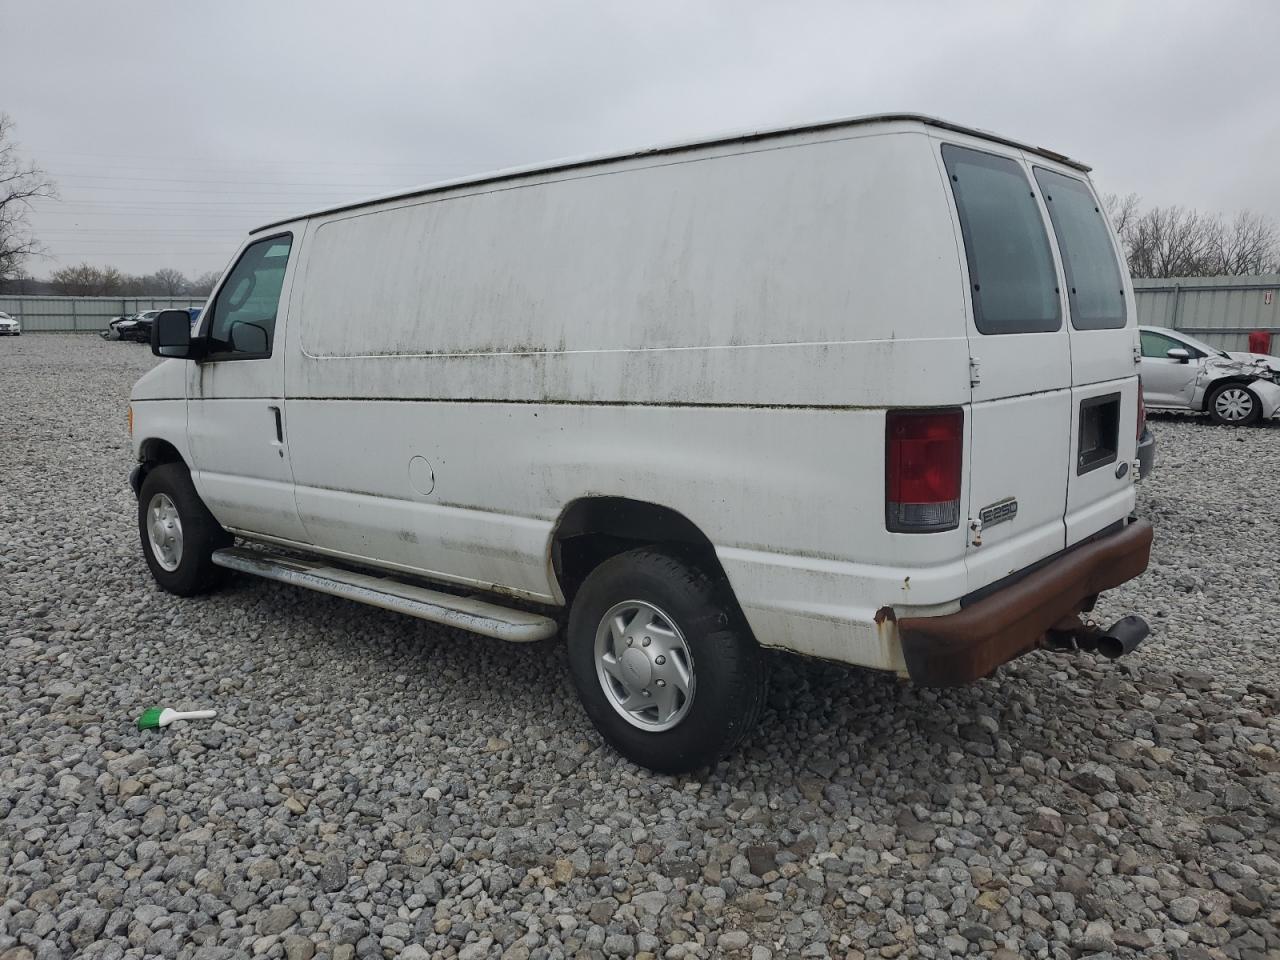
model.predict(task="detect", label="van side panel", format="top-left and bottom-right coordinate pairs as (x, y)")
top-left (280, 128), bottom-right (972, 668)
top-left (288, 129), bottom-right (967, 407)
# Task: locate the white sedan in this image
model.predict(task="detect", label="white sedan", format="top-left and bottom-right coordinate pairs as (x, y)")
top-left (0, 311), bottom-right (20, 336)
top-left (1139, 325), bottom-right (1280, 425)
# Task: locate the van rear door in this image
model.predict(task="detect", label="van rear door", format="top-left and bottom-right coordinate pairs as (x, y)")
top-left (1031, 165), bottom-right (1139, 545)
top-left (938, 142), bottom-right (1073, 592)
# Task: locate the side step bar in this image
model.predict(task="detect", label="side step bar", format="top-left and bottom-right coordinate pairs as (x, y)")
top-left (211, 547), bottom-right (559, 643)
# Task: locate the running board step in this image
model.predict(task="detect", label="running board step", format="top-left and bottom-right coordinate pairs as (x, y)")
top-left (211, 547), bottom-right (558, 643)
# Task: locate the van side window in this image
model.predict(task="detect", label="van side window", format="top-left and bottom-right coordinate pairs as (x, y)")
top-left (1033, 168), bottom-right (1126, 330)
top-left (942, 145), bottom-right (1061, 335)
top-left (1140, 330), bottom-right (1197, 359)
top-left (204, 234), bottom-right (293, 360)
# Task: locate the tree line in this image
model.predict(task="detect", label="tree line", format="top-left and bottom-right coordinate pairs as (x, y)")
top-left (42, 263), bottom-right (221, 297)
top-left (1104, 193), bottom-right (1280, 278)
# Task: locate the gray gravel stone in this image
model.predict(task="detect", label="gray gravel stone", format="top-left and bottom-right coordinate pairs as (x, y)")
top-left (720, 930), bottom-right (750, 950)
top-left (2, 341), bottom-right (1279, 960)
top-left (318, 855), bottom-right (347, 893)
top-left (255, 906), bottom-right (297, 936)
top-left (1169, 895), bottom-right (1200, 922)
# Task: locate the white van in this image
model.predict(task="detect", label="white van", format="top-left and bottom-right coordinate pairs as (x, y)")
top-left (129, 114), bottom-right (1153, 773)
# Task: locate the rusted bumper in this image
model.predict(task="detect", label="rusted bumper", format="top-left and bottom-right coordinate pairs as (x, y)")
top-left (898, 520), bottom-right (1154, 686)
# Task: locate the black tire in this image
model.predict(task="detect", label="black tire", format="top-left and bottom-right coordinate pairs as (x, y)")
top-left (137, 463), bottom-right (232, 596)
top-left (567, 548), bottom-right (767, 774)
top-left (1206, 382), bottom-right (1261, 426)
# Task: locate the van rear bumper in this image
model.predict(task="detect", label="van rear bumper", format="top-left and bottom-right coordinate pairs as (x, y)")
top-left (897, 519), bottom-right (1153, 685)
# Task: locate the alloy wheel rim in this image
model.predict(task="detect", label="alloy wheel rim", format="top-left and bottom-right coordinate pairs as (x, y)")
top-left (594, 599), bottom-right (695, 731)
top-left (147, 493), bottom-right (184, 572)
top-left (1215, 387), bottom-right (1253, 422)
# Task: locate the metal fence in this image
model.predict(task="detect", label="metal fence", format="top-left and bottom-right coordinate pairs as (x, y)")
top-left (0, 296), bottom-right (207, 333)
top-left (1132, 274), bottom-right (1280, 352)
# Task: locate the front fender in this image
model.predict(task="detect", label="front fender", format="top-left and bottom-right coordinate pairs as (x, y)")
top-left (1251, 378), bottom-right (1280, 419)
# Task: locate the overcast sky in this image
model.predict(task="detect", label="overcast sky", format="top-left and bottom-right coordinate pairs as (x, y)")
top-left (5, 0), bottom-right (1279, 278)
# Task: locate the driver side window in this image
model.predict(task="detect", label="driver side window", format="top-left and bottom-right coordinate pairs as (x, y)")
top-left (205, 233), bottom-right (293, 360)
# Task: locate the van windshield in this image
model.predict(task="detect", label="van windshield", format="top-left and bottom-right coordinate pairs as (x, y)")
top-left (942, 145), bottom-right (1061, 336)
top-left (1033, 168), bottom-right (1126, 330)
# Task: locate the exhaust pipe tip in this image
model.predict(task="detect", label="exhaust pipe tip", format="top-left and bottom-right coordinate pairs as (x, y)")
top-left (1095, 614), bottom-right (1150, 660)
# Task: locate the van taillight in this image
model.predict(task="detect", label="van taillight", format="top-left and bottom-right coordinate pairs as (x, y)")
top-left (886, 409), bottom-right (963, 533)
top-left (1136, 380), bottom-right (1147, 440)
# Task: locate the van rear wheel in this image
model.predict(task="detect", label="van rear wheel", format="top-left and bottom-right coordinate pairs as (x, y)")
top-left (567, 548), bottom-right (766, 773)
top-left (138, 463), bottom-right (232, 596)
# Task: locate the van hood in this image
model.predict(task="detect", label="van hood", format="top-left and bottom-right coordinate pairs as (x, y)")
top-left (131, 359), bottom-right (187, 401)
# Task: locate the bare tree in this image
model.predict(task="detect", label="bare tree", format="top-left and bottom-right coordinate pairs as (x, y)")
top-left (1104, 192), bottom-right (1280, 279)
top-left (188, 270), bottom-right (221, 296)
top-left (1127, 206), bottom-right (1223, 278)
top-left (1209, 211), bottom-right (1280, 276)
top-left (50, 263), bottom-right (124, 296)
top-left (0, 114), bottom-right (57, 284)
top-left (151, 267), bottom-right (188, 296)
top-left (1102, 192), bottom-right (1141, 240)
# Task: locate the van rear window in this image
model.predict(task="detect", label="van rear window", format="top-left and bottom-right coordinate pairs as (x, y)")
top-left (942, 145), bottom-right (1061, 336)
top-left (1033, 167), bottom-right (1126, 330)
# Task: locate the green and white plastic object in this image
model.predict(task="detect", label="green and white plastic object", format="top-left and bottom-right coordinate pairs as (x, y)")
top-left (136, 707), bottom-right (217, 731)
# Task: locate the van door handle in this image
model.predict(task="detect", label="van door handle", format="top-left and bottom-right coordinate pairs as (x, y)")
top-left (268, 405), bottom-right (283, 442)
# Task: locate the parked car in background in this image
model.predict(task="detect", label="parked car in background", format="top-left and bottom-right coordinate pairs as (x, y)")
top-left (0, 311), bottom-right (21, 336)
top-left (102, 310), bottom-right (163, 343)
top-left (102, 315), bottom-right (138, 340)
top-left (1139, 325), bottom-right (1280, 425)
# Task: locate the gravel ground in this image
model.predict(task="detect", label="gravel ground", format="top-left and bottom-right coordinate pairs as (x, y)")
top-left (2, 334), bottom-right (1278, 960)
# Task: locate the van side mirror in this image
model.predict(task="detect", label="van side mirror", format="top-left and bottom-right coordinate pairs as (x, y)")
top-left (1166, 348), bottom-right (1191, 363)
top-left (151, 309), bottom-right (200, 359)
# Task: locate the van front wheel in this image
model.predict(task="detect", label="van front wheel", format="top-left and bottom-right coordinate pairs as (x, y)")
top-left (567, 549), bottom-right (766, 773)
top-left (137, 463), bottom-right (232, 596)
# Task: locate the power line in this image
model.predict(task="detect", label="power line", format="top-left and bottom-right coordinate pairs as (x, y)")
top-left (53, 187), bottom-right (376, 198)
top-left (34, 216), bottom-right (272, 222)
top-left (48, 165), bottom-right (469, 180)
top-left (40, 149), bottom-right (494, 168)
top-left (45, 253), bottom-right (231, 258)
top-left (34, 208), bottom-right (284, 218)
top-left (40, 230), bottom-right (239, 237)
top-left (39, 226), bottom-right (247, 232)
top-left (53, 173), bottom-right (422, 188)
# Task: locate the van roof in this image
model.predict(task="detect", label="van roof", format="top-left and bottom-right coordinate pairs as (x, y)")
top-left (251, 113), bottom-right (1090, 234)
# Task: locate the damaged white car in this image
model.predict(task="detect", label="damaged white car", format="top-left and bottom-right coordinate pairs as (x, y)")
top-left (1139, 325), bottom-right (1280, 425)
